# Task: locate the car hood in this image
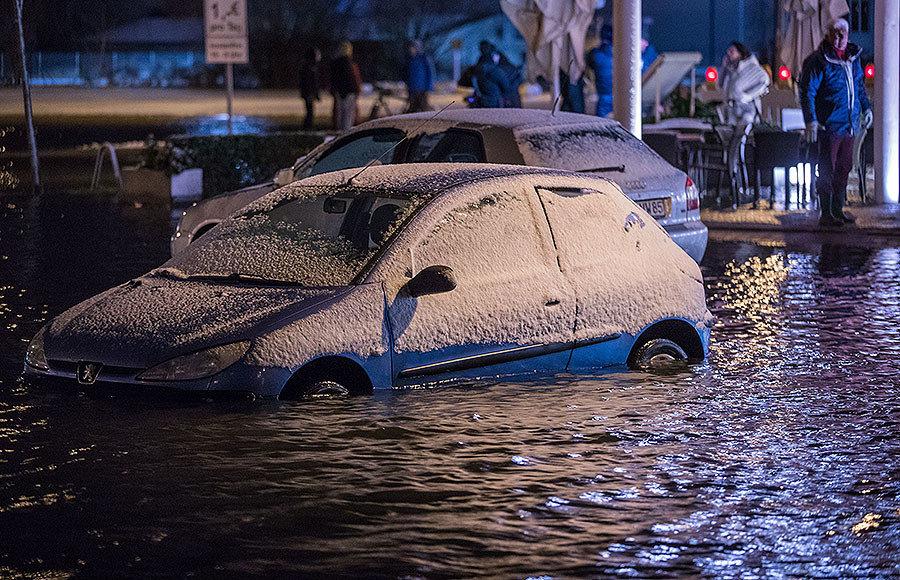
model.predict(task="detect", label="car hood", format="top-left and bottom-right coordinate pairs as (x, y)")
top-left (44, 276), bottom-right (350, 369)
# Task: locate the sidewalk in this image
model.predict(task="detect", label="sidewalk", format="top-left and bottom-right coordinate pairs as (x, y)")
top-left (702, 204), bottom-right (900, 236)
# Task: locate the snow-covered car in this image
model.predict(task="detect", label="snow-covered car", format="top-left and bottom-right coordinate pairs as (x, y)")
top-left (26, 164), bottom-right (712, 399)
top-left (171, 109), bottom-right (707, 262)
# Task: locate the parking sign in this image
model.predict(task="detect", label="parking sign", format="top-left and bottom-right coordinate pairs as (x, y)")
top-left (204, 0), bottom-right (248, 64)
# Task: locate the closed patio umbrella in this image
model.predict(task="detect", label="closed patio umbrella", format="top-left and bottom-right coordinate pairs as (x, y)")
top-left (500, 0), bottom-right (594, 102)
top-left (780, 0), bottom-right (849, 76)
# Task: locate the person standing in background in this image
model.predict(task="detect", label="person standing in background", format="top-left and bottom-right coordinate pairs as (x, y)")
top-left (473, 41), bottom-right (512, 108)
top-left (587, 24), bottom-right (614, 117)
top-left (720, 41), bottom-right (770, 126)
top-left (299, 47), bottom-right (321, 130)
top-left (330, 41), bottom-right (362, 131)
top-left (403, 39), bottom-right (434, 113)
top-left (800, 18), bottom-right (872, 227)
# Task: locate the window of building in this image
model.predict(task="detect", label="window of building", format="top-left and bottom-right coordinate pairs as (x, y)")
top-left (849, 0), bottom-right (870, 32)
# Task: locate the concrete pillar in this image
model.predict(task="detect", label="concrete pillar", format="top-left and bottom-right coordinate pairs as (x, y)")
top-left (613, 0), bottom-right (641, 137)
top-left (875, 0), bottom-right (899, 204)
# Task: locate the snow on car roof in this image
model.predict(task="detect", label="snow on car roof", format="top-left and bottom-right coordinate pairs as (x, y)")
top-left (362, 108), bottom-right (621, 132)
top-left (279, 162), bottom-right (586, 198)
top-left (359, 110), bottom-right (676, 183)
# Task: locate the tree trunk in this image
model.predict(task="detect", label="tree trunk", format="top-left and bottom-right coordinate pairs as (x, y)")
top-left (14, 0), bottom-right (40, 192)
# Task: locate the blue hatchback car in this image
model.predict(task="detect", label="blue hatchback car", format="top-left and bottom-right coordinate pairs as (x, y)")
top-left (25, 164), bottom-right (712, 399)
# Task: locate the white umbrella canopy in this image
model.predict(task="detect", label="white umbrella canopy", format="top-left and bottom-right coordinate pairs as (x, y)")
top-left (780, 0), bottom-right (850, 76)
top-left (500, 0), bottom-right (594, 85)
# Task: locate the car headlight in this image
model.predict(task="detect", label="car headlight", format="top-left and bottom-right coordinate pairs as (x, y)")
top-left (137, 341), bottom-right (250, 382)
top-left (25, 326), bottom-right (49, 371)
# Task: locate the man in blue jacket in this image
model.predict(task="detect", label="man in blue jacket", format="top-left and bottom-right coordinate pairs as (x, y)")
top-left (800, 18), bottom-right (873, 227)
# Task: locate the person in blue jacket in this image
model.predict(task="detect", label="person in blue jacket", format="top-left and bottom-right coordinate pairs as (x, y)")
top-left (800, 18), bottom-right (873, 227)
top-left (403, 39), bottom-right (434, 113)
top-left (587, 24), bottom-right (614, 117)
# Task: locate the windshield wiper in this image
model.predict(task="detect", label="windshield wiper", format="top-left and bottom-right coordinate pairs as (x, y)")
top-left (579, 165), bottom-right (626, 173)
top-left (151, 269), bottom-right (302, 286)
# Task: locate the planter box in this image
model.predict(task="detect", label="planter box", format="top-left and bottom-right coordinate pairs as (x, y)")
top-left (120, 167), bottom-right (203, 205)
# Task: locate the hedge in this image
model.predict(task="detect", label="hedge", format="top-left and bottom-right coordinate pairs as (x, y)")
top-left (168, 132), bottom-right (328, 198)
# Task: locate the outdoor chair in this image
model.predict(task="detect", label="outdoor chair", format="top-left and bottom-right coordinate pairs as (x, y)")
top-left (752, 129), bottom-right (805, 209)
top-left (853, 127), bottom-right (874, 204)
top-left (642, 132), bottom-right (683, 168)
top-left (692, 123), bottom-right (751, 209)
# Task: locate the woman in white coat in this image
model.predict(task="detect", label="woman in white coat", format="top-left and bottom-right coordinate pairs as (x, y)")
top-left (720, 41), bottom-right (771, 126)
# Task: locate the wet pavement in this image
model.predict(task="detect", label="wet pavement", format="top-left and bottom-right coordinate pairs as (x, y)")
top-left (1, 191), bottom-right (899, 579)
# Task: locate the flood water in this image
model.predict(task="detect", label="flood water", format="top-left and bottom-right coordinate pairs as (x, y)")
top-left (1, 191), bottom-right (898, 579)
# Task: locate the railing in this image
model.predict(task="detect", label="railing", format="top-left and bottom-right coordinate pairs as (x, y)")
top-left (90, 142), bottom-right (122, 191)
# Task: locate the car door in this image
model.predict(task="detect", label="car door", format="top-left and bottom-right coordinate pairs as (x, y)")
top-left (385, 185), bottom-right (576, 386)
top-left (534, 186), bottom-right (640, 369)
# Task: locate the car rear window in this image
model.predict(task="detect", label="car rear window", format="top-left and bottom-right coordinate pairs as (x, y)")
top-left (514, 124), bottom-right (673, 182)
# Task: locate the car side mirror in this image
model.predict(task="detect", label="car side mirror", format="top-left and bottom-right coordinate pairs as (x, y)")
top-left (406, 265), bottom-right (456, 298)
top-left (273, 168), bottom-right (295, 186)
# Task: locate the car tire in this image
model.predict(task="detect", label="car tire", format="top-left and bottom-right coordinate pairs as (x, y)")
top-left (303, 380), bottom-right (350, 398)
top-left (629, 338), bottom-right (688, 370)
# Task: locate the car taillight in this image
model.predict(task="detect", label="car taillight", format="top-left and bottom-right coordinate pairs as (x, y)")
top-left (686, 175), bottom-right (699, 212)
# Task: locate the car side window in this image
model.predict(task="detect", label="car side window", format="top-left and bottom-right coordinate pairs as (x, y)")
top-left (414, 189), bottom-right (556, 283)
top-left (303, 129), bottom-right (405, 178)
top-left (406, 129), bottom-right (486, 164)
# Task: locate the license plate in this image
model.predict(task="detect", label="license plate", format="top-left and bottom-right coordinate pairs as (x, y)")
top-left (636, 198), bottom-right (668, 218)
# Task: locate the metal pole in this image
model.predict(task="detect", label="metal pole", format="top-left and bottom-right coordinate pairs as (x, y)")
top-left (551, 43), bottom-right (561, 107)
top-left (14, 0), bottom-right (40, 191)
top-left (875, 0), bottom-right (899, 204)
top-left (226, 62), bottom-right (234, 135)
top-left (613, 0), bottom-right (641, 137)
top-left (690, 66), bottom-right (696, 117)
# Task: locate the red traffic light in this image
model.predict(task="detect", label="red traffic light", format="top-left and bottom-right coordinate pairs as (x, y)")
top-left (705, 66), bottom-right (718, 83)
top-left (778, 66), bottom-right (791, 80)
top-left (865, 63), bottom-right (875, 78)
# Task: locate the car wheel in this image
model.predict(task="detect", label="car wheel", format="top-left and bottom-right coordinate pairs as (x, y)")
top-left (629, 338), bottom-right (688, 370)
top-left (303, 380), bottom-right (350, 398)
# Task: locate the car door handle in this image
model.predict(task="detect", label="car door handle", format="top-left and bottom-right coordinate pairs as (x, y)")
top-left (545, 299), bottom-right (560, 307)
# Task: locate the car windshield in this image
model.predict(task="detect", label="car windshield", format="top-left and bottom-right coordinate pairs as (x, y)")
top-left (158, 186), bottom-right (422, 287)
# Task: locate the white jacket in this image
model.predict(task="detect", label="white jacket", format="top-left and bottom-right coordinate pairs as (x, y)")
top-left (723, 55), bottom-right (770, 104)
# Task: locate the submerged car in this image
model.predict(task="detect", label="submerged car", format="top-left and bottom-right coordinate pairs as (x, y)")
top-left (26, 164), bottom-right (713, 399)
top-left (172, 109), bottom-right (707, 262)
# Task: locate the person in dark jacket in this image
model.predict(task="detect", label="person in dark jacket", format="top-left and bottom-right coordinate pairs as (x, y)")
top-left (473, 41), bottom-right (513, 108)
top-left (330, 41), bottom-right (362, 131)
top-left (299, 47), bottom-right (321, 130)
top-left (800, 18), bottom-right (873, 227)
top-left (403, 39), bottom-right (434, 113)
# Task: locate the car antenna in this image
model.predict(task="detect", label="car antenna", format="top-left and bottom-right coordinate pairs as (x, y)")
top-left (551, 57), bottom-right (576, 116)
top-left (347, 101), bottom-right (456, 186)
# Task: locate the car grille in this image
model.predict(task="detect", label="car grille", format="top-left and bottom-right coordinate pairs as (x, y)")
top-left (48, 360), bottom-right (144, 380)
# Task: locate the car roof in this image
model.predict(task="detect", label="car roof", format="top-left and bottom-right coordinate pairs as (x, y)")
top-left (289, 162), bottom-right (604, 196)
top-left (359, 108), bottom-right (622, 133)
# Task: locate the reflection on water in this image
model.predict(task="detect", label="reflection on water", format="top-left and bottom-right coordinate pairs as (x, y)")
top-left (1, 197), bottom-right (898, 578)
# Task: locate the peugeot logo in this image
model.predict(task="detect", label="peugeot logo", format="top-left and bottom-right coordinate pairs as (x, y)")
top-left (77, 361), bottom-right (103, 385)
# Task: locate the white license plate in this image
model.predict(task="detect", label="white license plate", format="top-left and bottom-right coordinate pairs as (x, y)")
top-left (636, 198), bottom-right (668, 218)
